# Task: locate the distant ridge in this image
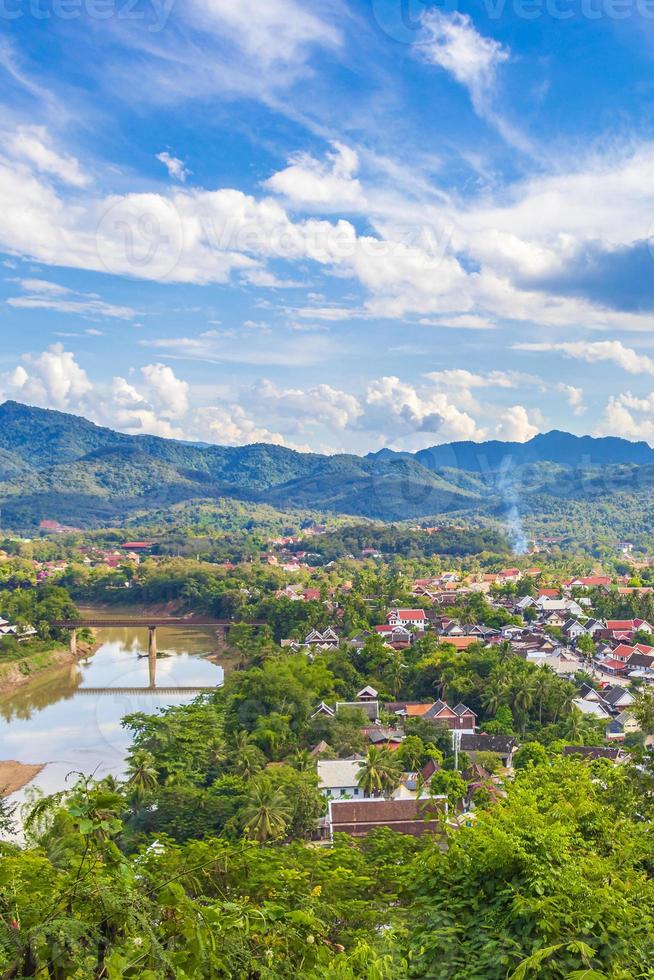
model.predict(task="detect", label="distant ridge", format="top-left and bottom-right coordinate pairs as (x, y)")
top-left (1, 400), bottom-right (653, 528)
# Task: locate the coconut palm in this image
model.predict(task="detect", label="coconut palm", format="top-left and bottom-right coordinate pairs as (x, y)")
top-left (481, 682), bottom-right (508, 717)
top-left (232, 730), bottom-right (265, 780)
top-left (356, 747), bottom-right (402, 799)
top-left (126, 749), bottom-right (158, 797)
top-left (513, 677), bottom-right (536, 733)
top-left (533, 667), bottom-right (552, 725)
top-left (241, 777), bottom-right (292, 843)
top-left (385, 654), bottom-right (406, 698)
top-left (565, 706), bottom-right (585, 742)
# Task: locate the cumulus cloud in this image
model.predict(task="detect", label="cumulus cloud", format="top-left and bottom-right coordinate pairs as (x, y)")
top-left (141, 363), bottom-right (190, 418)
top-left (557, 383), bottom-right (585, 416)
top-left (597, 393), bottom-right (654, 444)
top-left (5, 344), bottom-right (92, 409)
top-left (192, 404), bottom-right (292, 447)
top-left (364, 375), bottom-right (484, 445)
top-left (265, 141), bottom-right (364, 209)
top-left (494, 405), bottom-right (540, 442)
top-left (252, 379), bottom-right (362, 431)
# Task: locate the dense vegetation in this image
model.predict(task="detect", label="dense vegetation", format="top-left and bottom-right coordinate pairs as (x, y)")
top-left (6, 401), bottom-right (654, 550)
top-left (2, 690), bottom-right (654, 977)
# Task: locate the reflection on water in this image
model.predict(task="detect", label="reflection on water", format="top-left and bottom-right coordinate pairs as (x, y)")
top-left (0, 623), bottom-right (223, 802)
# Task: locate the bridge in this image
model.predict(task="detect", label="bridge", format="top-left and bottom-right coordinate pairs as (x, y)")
top-left (78, 686), bottom-right (217, 696)
top-left (53, 617), bottom-right (265, 657)
top-left (54, 618), bottom-right (265, 629)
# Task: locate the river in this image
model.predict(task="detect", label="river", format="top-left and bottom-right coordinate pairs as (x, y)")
top-left (0, 615), bottom-right (224, 806)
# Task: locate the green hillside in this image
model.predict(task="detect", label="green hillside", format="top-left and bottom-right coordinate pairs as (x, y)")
top-left (3, 400), bottom-right (654, 535)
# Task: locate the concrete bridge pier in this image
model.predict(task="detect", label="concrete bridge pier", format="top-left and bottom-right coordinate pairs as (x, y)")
top-left (70, 629), bottom-right (77, 657)
top-left (148, 626), bottom-right (157, 688)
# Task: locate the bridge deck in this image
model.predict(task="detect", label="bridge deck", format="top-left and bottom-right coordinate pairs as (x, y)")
top-left (78, 686), bottom-right (218, 695)
top-left (53, 619), bottom-right (265, 628)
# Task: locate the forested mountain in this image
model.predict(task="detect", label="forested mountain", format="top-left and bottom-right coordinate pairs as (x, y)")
top-left (2, 400), bottom-right (654, 531)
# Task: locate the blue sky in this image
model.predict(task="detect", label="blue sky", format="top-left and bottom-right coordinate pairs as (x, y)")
top-left (2, 0), bottom-right (654, 452)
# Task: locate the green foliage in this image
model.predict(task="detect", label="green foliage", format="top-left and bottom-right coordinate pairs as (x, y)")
top-left (402, 759), bottom-right (654, 978)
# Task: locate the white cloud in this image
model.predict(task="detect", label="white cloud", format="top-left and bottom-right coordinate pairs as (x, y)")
top-left (7, 294), bottom-right (136, 320)
top-left (5, 125), bottom-right (89, 188)
top-left (5, 344), bottom-right (92, 409)
top-left (265, 141), bottom-right (364, 209)
top-left (515, 340), bottom-right (654, 377)
top-left (252, 378), bottom-right (362, 431)
top-left (364, 375), bottom-right (484, 445)
top-left (418, 11), bottom-right (508, 114)
top-left (494, 405), bottom-right (540, 442)
top-left (192, 404), bottom-right (292, 447)
top-left (415, 11), bottom-right (525, 148)
top-left (187, 0), bottom-right (341, 66)
top-left (156, 152), bottom-right (190, 183)
top-left (596, 393), bottom-right (654, 444)
top-left (141, 363), bottom-right (190, 418)
top-left (557, 383), bottom-right (585, 416)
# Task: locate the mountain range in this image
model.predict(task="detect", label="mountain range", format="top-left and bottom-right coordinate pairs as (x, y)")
top-left (1, 400), bottom-right (654, 531)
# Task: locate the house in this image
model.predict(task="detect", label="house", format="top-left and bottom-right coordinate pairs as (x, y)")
top-left (562, 745), bottom-right (629, 763)
top-left (304, 627), bottom-right (340, 650)
top-left (442, 636), bottom-right (480, 652)
top-left (598, 658), bottom-right (629, 677)
top-left (606, 711), bottom-right (640, 741)
top-left (366, 728), bottom-right (404, 750)
top-left (386, 701), bottom-right (438, 718)
top-left (317, 759), bottom-right (365, 799)
top-left (573, 697), bottom-right (611, 719)
top-left (563, 619), bottom-right (586, 641)
top-left (310, 701), bottom-right (335, 720)
top-left (565, 575), bottom-right (612, 589)
top-left (542, 611), bottom-right (566, 629)
top-left (459, 734), bottom-right (516, 768)
top-left (334, 699), bottom-right (380, 722)
top-left (326, 797), bottom-right (446, 839)
top-left (373, 624), bottom-right (413, 646)
top-left (387, 609), bottom-right (427, 629)
top-left (583, 618), bottom-right (606, 636)
top-left (536, 597), bottom-right (583, 617)
top-left (356, 685), bottom-right (378, 702)
top-left (601, 685), bottom-right (635, 712)
top-left (423, 700), bottom-right (477, 733)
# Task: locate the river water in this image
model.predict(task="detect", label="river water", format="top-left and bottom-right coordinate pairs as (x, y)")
top-left (0, 618), bottom-right (223, 805)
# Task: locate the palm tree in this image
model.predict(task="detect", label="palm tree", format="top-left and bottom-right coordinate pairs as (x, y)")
top-left (565, 706), bottom-right (584, 742)
top-left (290, 749), bottom-right (313, 772)
top-left (497, 640), bottom-right (514, 663)
top-left (356, 747), bottom-right (402, 799)
top-left (385, 654), bottom-right (406, 698)
top-left (126, 749), bottom-right (158, 797)
top-left (241, 777), bottom-right (292, 843)
top-left (481, 682), bottom-right (508, 717)
top-left (513, 677), bottom-right (536, 733)
top-left (232, 730), bottom-right (264, 780)
top-left (533, 668), bottom-right (552, 725)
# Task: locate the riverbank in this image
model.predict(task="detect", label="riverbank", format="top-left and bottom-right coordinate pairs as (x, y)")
top-left (0, 760), bottom-right (44, 796)
top-left (0, 640), bottom-right (98, 700)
